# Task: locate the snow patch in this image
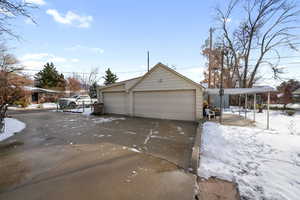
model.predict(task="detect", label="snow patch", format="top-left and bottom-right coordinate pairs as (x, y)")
top-left (224, 109), bottom-right (300, 135)
top-left (198, 122), bottom-right (300, 200)
top-left (8, 103), bottom-right (57, 110)
top-left (92, 117), bottom-right (125, 124)
top-left (0, 118), bottom-right (26, 142)
top-left (144, 129), bottom-right (153, 144)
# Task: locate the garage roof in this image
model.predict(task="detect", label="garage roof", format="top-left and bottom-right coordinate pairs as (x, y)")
top-left (128, 63), bottom-right (205, 91)
top-left (99, 63), bottom-right (205, 92)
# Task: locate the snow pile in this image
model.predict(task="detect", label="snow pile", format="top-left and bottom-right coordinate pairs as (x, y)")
top-left (287, 103), bottom-right (300, 110)
top-left (225, 109), bottom-right (300, 135)
top-left (8, 103), bottom-right (57, 110)
top-left (0, 118), bottom-right (26, 141)
top-left (92, 117), bottom-right (125, 123)
top-left (198, 122), bottom-right (300, 200)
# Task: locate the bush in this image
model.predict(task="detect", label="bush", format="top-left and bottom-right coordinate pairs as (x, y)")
top-left (286, 110), bottom-right (296, 116)
top-left (14, 98), bottom-right (30, 108)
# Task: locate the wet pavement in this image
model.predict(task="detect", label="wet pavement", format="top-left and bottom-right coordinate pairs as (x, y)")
top-left (0, 111), bottom-right (197, 200)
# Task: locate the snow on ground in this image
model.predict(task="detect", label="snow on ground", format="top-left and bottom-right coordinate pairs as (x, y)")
top-left (8, 103), bottom-right (57, 110)
top-left (92, 117), bottom-right (126, 123)
top-left (225, 108), bottom-right (300, 135)
top-left (0, 118), bottom-right (26, 142)
top-left (198, 122), bottom-right (300, 200)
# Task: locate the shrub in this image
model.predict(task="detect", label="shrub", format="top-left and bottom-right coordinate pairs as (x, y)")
top-left (286, 110), bottom-right (296, 116)
top-left (14, 98), bottom-right (30, 108)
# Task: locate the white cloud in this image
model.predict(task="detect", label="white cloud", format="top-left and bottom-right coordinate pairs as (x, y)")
top-left (66, 45), bottom-right (104, 54)
top-left (71, 58), bottom-right (79, 63)
top-left (21, 53), bottom-right (50, 60)
top-left (25, 0), bottom-right (46, 5)
top-left (46, 9), bottom-right (93, 28)
top-left (0, 8), bottom-right (14, 17)
top-left (21, 53), bottom-right (78, 70)
top-left (22, 60), bottom-right (45, 70)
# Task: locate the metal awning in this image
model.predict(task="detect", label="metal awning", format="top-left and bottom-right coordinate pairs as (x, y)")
top-left (205, 86), bottom-right (275, 95)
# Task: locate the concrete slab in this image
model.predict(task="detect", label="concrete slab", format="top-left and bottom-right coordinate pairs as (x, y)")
top-left (0, 111), bottom-right (198, 200)
top-left (0, 143), bottom-right (196, 200)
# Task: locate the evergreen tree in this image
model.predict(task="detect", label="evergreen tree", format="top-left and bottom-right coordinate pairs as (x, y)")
top-left (34, 62), bottom-right (66, 90)
top-left (89, 82), bottom-right (98, 98)
top-left (103, 68), bottom-right (118, 85)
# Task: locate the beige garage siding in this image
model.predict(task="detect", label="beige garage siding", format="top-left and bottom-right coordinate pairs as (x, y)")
top-left (103, 92), bottom-right (127, 114)
top-left (133, 90), bottom-right (196, 121)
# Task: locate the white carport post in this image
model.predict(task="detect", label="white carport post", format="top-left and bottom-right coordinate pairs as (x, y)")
top-left (253, 93), bottom-right (256, 121)
top-left (267, 92), bottom-right (270, 130)
top-left (238, 94), bottom-right (241, 116)
top-left (245, 94), bottom-right (247, 119)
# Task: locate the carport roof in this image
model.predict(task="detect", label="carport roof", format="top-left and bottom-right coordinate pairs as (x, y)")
top-left (205, 86), bottom-right (276, 95)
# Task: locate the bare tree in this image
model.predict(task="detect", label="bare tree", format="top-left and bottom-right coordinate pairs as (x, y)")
top-left (214, 0), bottom-right (300, 88)
top-left (79, 68), bottom-right (100, 91)
top-left (0, 0), bottom-right (37, 39)
top-left (0, 45), bottom-right (31, 132)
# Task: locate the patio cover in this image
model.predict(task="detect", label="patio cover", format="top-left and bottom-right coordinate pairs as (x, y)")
top-left (205, 86), bottom-right (275, 95)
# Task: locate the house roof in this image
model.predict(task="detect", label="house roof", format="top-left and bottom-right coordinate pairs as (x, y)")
top-left (128, 63), bottom-right (205, 91)
top-left (98, 76), bottom-right (142, 90)
top-left (24, 86), bottom-right (61, 93)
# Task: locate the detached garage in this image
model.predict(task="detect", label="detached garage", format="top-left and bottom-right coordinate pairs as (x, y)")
top-left (98, 63), bottom-right (204, 121)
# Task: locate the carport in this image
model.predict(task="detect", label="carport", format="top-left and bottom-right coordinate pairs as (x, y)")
top-left (206, 86), bottom-right (275, 129)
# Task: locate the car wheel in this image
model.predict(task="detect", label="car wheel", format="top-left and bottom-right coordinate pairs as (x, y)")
top-left (69, 102), bottom-right (76, 109)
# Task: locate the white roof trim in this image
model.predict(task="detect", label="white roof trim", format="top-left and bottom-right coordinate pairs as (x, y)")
top-left (24, 86), bottom-right (61, 93)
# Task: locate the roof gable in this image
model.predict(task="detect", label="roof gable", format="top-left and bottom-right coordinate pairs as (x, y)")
top-left (98, 76), bottom-right (142, 91)
top-left (129, 63), bottom-right (204, 91)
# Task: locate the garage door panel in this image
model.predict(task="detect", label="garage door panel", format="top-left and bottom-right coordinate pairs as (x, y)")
top-left (103, 92), bottom-right (126, 114)
top-left (134, 90), bottom-right (195, 121)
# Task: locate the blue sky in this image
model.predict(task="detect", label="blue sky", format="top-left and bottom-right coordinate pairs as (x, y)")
top-left (10, 0), bottom-right (300, 85)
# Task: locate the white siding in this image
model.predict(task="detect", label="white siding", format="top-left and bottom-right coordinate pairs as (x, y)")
top-left (133, 67), bottom-right (195, 91)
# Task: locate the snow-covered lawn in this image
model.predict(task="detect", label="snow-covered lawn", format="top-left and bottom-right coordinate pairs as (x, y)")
top-left (198, 122), bottom-right (300, 200)
top-left (8, 103), bottom-right (57, 110)
top-left (0, 118), bottom-right (26, 142)
top-left (225, 109), bottom-right (300, 135)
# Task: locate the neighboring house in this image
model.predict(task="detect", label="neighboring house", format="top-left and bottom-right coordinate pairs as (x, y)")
top-left (97, 63), bottom-right (204, 121)
top-left (292, 88), bottom-right (300, 102)
top-left (24, 86), bottom-right (62, 104)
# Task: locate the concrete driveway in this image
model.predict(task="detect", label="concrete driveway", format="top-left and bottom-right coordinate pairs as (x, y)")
top-left (0, 111), bottom-right (197, 200)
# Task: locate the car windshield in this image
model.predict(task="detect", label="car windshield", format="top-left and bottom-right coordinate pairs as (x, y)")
top-left (71, 95), bottom-right (79, 98)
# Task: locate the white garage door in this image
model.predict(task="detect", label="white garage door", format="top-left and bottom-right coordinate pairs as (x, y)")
top-left (133, 90), bottom-right (195, 121)
top-left (103, 92), bottom-right (127, 114)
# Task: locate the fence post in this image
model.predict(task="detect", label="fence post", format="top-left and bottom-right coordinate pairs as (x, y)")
top-left (83, 101), bottom-right (85, 113)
